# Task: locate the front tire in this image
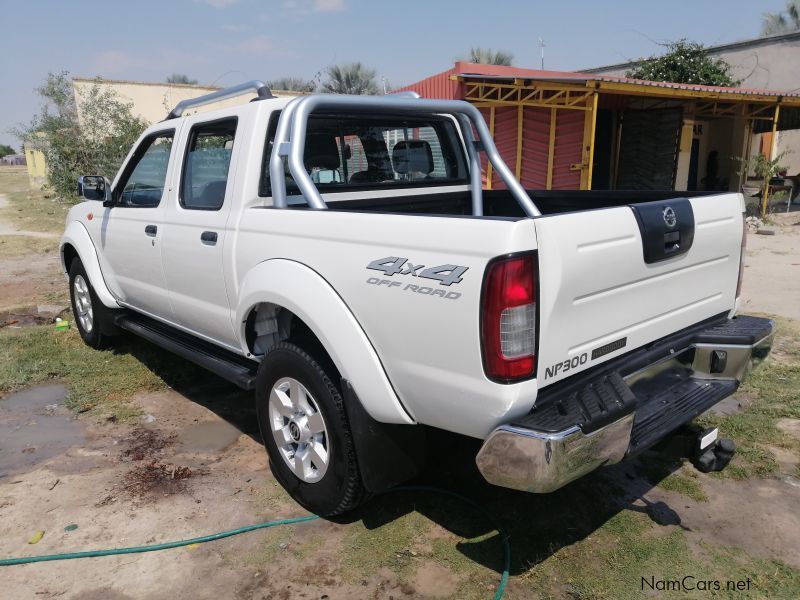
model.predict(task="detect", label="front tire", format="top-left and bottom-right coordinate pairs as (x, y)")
top-left (68, 258), bottom-right (117, 349)
top-left (255, 342), bottom-right (366, 516)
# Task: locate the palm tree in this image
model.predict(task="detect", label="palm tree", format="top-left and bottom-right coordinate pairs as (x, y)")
top-left (267, 77), bottom-right (316, 93)
top-left (762, 0), bottom-right (800, 35)
top-left (166, 74), bottom-right (198, 85)
top-left (467, 47), bottom-right (514, 66)
top-left (321, 63), bottom-right (379, 95)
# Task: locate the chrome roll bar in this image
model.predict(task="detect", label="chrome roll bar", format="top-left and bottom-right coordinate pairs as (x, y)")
top-left (269, 94), bottom-right (540, 217)
top-left (167, 80), bottom-right (274, 119)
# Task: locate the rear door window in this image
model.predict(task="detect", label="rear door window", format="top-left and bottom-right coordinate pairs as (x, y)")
top-left (181, 118), bottom-right (237, 210)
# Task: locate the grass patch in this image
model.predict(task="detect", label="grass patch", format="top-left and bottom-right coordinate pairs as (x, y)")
top-left (634, 456), bottom-right (709, 502)
top-left (337, 496), bottom-right (505, 599)
top-left (522, 510), bottom-right (799, 599)
top-left (0, 234), bottom-right (59, 259)
top-left (340, 510), bottom-right (432, 581)
top-left (253, 479), bottom-right (294, 514)
top-left (657, 471), bottom-right (709, 502)
top-left (241, 524), bottom-right (297, 567)
top-left (0, 324), bottom-right (207, 421)
top-left (0, 169), bottom-right (69, 234)
top-left (696, 315), bottom-right (800, 480)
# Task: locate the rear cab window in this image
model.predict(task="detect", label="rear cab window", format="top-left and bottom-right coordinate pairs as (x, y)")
top-left (259, 112), bottom-right (467, 199)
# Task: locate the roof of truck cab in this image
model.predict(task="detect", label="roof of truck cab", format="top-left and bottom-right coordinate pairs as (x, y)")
top-left (149, 95), bottom-right (294, 132)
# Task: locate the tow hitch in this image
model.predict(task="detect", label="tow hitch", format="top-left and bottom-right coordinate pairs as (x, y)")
top-left (654, 424), bottom-right (736, 473)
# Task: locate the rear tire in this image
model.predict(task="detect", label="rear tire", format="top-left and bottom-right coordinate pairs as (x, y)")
top-left (68, 258), bottom-right (118, 349)
top-left (255, 341), bottom-right (366, 516)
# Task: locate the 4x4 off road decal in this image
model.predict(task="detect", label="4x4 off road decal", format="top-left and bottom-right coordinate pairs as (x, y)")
top-left (367, 256), bottom-right (467, 286)
top-left (366, 256), bottom-right (467, 300)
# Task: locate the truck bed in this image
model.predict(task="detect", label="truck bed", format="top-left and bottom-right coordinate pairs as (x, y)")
top-left (309, 189), bottom-right (719, 218)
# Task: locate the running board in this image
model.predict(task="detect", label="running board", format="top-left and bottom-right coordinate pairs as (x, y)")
top-left (114, 313), bottom-right (258, 390)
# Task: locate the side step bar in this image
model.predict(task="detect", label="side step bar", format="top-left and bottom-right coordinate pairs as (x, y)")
top-left (114, 313), bottom-right (258, 390)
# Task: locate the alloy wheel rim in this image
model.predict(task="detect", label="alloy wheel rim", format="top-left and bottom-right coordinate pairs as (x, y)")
top-left (73, 275), bottom-right (94, 333)
top-left (268, 377), bottom-right (330, 483)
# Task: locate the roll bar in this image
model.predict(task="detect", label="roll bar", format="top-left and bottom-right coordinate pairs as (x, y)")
top-left (269, 94), bottom-right (540, 217)
top-left (166, 80), bottom-right (274, 119)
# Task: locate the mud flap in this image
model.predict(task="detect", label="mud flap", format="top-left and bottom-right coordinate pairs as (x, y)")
top-left (341, 379), bottom-right (426, 492)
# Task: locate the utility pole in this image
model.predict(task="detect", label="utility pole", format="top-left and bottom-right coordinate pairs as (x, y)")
top-left (538, 38), bottom-right (545, 70)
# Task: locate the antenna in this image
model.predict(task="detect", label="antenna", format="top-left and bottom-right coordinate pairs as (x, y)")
top-left (538, 37), bottom-right (545, 70)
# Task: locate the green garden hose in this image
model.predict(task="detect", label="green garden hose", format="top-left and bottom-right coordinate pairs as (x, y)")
top-left (0, 486), bottom-right (510, 600)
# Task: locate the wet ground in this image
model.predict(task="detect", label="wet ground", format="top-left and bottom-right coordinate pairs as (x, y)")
top-left (0, 384), bottom-right (82, 477)
top-left (1, 379), bottom-right (799, 599)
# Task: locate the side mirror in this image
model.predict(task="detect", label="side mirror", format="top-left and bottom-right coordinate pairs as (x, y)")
top-left (76, 175), bottom-right (112, 203)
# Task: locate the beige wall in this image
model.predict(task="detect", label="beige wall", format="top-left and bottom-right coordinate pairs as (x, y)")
top-left (23, 135), bottom-right (47, 189)
top-left (72, 78), bottom-right (301, 126)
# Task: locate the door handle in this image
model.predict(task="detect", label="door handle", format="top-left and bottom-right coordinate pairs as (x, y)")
top-left (144, 225), bottom-right (157, 237)
top-left (200, 231), bottom-right (218, 245)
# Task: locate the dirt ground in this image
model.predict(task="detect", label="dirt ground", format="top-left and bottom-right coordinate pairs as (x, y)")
top-left (739, 212), bottom-right (800, 321)
top-left (1, 169), bottom-right (799, 599)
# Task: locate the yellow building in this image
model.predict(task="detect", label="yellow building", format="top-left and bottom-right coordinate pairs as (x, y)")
top-left (25, 78), bottom-right (302, 189)
top-left (23, 141), bottom-right (47, 189)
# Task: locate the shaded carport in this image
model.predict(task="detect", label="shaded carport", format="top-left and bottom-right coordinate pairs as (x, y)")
top-left (402, 62), bottom-right (800, 212)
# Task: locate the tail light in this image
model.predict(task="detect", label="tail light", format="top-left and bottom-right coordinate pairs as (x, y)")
top-left (481, 254), bottom-right (537, 381)
top-left (736, 219), bottom-right (747, 298)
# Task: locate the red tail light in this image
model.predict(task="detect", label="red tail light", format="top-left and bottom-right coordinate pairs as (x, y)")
top-left (481, 254), bottom-right (537, 381)
top-left (736, 219), bottom-right (747, 298)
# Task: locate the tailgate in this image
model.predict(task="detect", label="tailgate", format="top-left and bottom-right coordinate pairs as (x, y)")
top-left (534, 193), bottom-right (744, 387)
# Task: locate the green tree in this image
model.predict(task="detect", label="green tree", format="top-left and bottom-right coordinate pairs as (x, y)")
top-left (625, 40), bottom-right (738, 87)
top-left (0, 144), bottom-right (16, 158)
top-left (267, 77), bottom-right (316, 93)
top-left (14, 72), bottom-right (148, 200)
top-left (321, 63), bottom-right (378, 95)
top-left (466, 47), bottom-right (514, 66)
top-left (166, 74), bottom-right (198, 85)
top-left (762, 0), bottom-right (800, 35)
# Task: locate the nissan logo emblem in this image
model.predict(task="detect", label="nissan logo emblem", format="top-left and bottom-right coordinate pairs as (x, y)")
top-left (662, 206), bottom-right (677, 228)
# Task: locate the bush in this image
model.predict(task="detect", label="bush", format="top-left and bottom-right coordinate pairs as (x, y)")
top-left (626, 40), bottom-right (739, 87)
top-left (15, 72), bottom-right (148, 201)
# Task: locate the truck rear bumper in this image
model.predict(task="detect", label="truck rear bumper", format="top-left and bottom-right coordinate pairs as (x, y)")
top-left (476, 315), bottom-right (774, 493)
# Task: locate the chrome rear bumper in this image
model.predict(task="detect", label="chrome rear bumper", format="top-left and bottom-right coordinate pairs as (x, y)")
top-left (476, 319), bottom-right (774, 494)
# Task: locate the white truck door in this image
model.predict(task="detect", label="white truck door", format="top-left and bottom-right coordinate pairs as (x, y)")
top-left (98, 129), bottom-right (177, 317)
top-left (160, 117), bottom-right (238, 347)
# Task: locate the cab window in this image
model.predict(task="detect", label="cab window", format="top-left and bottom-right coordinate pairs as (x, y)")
top-left (116, 132), bottom-right (174, 207)
top-left (259, 113), bottom-right (467, 197)
top-left (181, 118), bottom-right (238, 210)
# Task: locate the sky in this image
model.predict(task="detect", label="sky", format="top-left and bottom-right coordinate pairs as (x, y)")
top-left (0, 0), bottom-right (785, 149)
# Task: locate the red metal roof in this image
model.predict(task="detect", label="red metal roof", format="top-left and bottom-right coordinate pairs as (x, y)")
top-left (401, 61), bottom-right (800, 99)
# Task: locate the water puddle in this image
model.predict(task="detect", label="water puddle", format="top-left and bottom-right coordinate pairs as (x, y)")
top-left (178, 420), bottom-right (241, 453)
top-left (0, 384), bottom-right (85, 476)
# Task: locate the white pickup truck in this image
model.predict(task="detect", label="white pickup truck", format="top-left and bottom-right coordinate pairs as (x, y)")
top-left (62, 81), bottom-right (774, 516)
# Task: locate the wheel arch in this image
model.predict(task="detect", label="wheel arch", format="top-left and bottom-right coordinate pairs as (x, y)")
top-left (60, 221), bottom-right (118, 308)
top-left (236, 259), bottom-right (414, 425)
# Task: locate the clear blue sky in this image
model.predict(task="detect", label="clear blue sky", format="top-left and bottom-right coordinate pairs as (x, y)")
top-left (0, 0), bottom-right (783, 149)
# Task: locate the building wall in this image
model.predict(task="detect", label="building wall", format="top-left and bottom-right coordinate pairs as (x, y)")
top-left (23, 144), bottom-right (47, 189)
top-left (72, 79), bottom-right (302, 125)
top-left (27, 79), bottom-right (301, 190)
